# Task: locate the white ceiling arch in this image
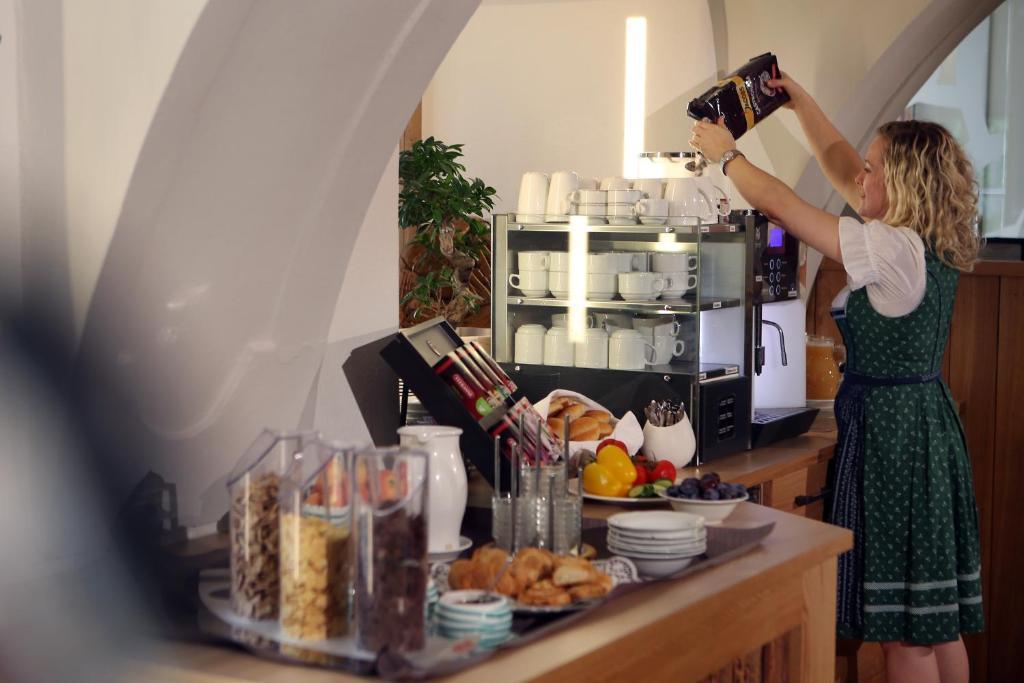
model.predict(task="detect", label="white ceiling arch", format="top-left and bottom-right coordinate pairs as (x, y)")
top-left (76, 0), bottom-right (480, 526)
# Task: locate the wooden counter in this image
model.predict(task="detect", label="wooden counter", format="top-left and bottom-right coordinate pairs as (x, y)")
top-left (132, 433), bottom-right (849, 683)
top-left (130, 504), bottom-right (849, 683)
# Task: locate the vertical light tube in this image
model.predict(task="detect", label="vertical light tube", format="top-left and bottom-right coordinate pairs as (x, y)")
top-left (623, 17), bottom-right (647, 179)
top-left (567, 215), bottom-right (589, 343)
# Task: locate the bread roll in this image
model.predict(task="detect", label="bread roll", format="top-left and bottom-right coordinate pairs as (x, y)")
top-left (598, 422), bottom-right (614, 438)
top-left (548, 396), bottom-right (571, 418)
top-left (584, 409), bottom-right (611, 424)
top-left (547, 417), bottom-right (565, 438)
top-left (569, 416), bottom-right (600, 441)
top-left (563, 402), bottom-right (587, 420)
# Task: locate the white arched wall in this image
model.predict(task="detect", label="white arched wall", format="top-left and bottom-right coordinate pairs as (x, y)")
top-left (76, 0), bottom-right (480, 527)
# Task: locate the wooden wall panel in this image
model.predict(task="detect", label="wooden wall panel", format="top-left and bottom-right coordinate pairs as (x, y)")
top-left (806, 258), bottom-right (847, 342)
top-left (988, 275), bottom-right (1024, 683)
top-left (946, 275), bottom-right (1000, 683)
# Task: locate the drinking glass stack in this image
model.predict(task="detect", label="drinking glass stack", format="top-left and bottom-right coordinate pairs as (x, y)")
top-left (492, 409), bottom-right (582, 555)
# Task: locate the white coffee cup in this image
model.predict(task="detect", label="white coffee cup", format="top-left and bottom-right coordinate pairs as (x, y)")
top-left (608, 329), bottom-right (656, 370)
top-left (632, 178), bottom-right (663, 199)
top-left (574, 327), bottom-right (609, 368)
top-left (632, 319), bottom-right (685, 365)
top-left (509, 270), bottom-right (549, 297)
top-left (548, 251), bottom-right (570, 272)
top-left (546, 171), bottom-right (580, 220)
top-left (636, 198), bottom-right (670, 225)
top-left (518, 251), bottom-right (549, 271)
top-left (579, 177), bottom-right (600, 190)
top-left (606, 202), bottom-right (636, 217)
top-left (549, 270), bottom-right (570, 298)
top-left (569, 189), bottom-right (607, 205)
top-left (543, 327), bottom-right (575, 366)
top-left (659, 271), bottom-right (698, 298)
top-left (649, 335), bottom-right (686, 365)
top-left (551, 312), bottom-right (596, 328)
top-left (586, 272), bottom-right (618, 299)
top-left (594, 312), bottom-right (632, 334)
top-left (618, 272), bottom-right (664, 301)
top-left (632, 318), bottom-right (681, 336)
top-left (573, 203), bottom-right (607, 219)
top-left (600, 176), bottom-right (630, 191)
top-left (651, 252), bottom-right (698, 272)
top-left (516, 171), bottom-right (549, 223)
top-left (586, 252), bottom-right (619, 274)
top-left (607, 189), bottom-right (645, 204)
top-left (629, 252), bottom-right (649, 272)
top-left (514, 324), bottom-right (546, 364)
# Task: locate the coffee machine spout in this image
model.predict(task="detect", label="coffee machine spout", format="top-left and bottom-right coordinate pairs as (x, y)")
top-left (761, 319), bottom-right (788, 366)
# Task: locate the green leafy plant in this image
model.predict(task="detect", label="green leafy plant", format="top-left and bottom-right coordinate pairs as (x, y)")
top-left (399, 137), bottom-right (497, 325)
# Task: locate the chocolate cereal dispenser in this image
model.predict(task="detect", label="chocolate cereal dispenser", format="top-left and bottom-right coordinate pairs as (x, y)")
top-left (687, 52), bottom-right (790, 139)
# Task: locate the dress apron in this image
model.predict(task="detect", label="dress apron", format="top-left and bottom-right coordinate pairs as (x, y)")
top-left (827, 298), bottom-right (942, 633)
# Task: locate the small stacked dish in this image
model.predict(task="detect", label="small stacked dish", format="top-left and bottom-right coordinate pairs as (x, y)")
top-left (606, 510), bottom-right (707, 578)
top-left (436, 590), bottom-right (513, 649)
top-left (424, 578), bottom-right (440, 628)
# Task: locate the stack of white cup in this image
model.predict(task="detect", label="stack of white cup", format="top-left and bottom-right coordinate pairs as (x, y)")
top-left (548, 251), bottom-right (570, 298)
top-left (651, 252), bottom-right (699, 299)
top-left (632, 318), bottom-right (686, 366)
top-left (568, 189), bottom-right (607, 224)
top-left (508, 251), bottom-right (550, 298)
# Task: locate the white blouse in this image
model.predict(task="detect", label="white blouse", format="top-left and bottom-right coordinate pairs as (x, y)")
top-left (831, 217), bottom-right (926, 318)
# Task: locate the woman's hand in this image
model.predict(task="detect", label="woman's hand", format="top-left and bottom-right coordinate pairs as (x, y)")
top-left (766, 71), bottom-right (807, 110)
top-left (689, 117), bottom-right (735, 163)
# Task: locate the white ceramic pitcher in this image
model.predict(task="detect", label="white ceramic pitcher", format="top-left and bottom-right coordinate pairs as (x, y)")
top-left (398, 425), bottom-right (467, 554)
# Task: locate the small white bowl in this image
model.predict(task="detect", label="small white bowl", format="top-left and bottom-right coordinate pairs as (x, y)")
top-left (656, 491), bottom-right (748, 523)
top-left (616, 552), bottom-right (696, 579)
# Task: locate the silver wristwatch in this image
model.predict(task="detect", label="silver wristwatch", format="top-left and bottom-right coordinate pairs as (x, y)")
top-left (720, 149), bottom-right (745, 175)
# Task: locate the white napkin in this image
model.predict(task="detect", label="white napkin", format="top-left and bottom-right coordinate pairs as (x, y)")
top-left (532, 389), bottom-right (643, 456)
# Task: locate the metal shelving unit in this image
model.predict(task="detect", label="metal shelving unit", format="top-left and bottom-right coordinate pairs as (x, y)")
top-left (491, 211), bottom-right (753, 462)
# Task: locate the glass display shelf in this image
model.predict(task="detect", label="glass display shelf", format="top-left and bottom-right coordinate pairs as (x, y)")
top-left (505, 295), bottom-right (743, 314)
top-left (504, 360), bottom-right (740, 382)
top-left (507, 215), bottom-right (745, 238)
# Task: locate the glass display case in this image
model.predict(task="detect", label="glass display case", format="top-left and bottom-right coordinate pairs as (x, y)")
top-left (491, 212), bottom-right (754, 462)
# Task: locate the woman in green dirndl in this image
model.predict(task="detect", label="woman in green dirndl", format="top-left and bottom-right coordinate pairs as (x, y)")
top-left (690, 75), bottom-right (983, 683)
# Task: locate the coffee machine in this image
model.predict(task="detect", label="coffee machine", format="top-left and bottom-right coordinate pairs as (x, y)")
top-left (736, 210), bottom-right (819, 446)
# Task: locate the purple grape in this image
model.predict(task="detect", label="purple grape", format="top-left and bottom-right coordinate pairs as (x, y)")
top-left (703, 488), bottom-right (721, 501)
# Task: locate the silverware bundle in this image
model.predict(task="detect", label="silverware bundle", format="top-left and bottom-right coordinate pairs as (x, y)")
top-left (645, 399), bottom-right (686, 427)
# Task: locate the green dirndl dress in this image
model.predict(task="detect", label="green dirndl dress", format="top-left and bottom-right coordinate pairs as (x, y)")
top-left (828, 251), bottom-right (984, 644)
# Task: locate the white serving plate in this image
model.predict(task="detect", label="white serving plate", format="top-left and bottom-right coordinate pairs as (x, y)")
top-left (607, 510), bottom-right (706, 533)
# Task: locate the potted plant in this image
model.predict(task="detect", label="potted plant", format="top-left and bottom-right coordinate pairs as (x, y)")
top-left (398, 137), bottom-right (497, 327)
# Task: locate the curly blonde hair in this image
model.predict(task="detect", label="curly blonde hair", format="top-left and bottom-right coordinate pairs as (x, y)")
top-left (876, 121), bottom-right (980, 271)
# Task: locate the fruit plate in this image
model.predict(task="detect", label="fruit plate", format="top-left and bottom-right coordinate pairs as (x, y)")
top-left (570, 478), bottom-right (670, 506)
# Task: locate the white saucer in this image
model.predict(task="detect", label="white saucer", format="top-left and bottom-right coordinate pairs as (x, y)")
top-left (428, 535), bottom-right (472, 563)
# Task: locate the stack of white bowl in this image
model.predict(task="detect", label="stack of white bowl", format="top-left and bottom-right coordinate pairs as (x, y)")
top-left (436, 590), bottom-right (513, 649)
top-left (606, 510), bottom-right (707, 579)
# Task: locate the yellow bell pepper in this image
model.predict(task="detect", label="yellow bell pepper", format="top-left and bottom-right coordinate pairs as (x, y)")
top-left (582, 463), bottom-right (621, 497)
top-left (582, 446), bottom-right (637, 497)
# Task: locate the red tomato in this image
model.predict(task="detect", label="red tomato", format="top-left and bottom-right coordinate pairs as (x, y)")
top-left (633, 465), bottom-right (648, 485)
top-left (652, 460), bottom-right (676, 482)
